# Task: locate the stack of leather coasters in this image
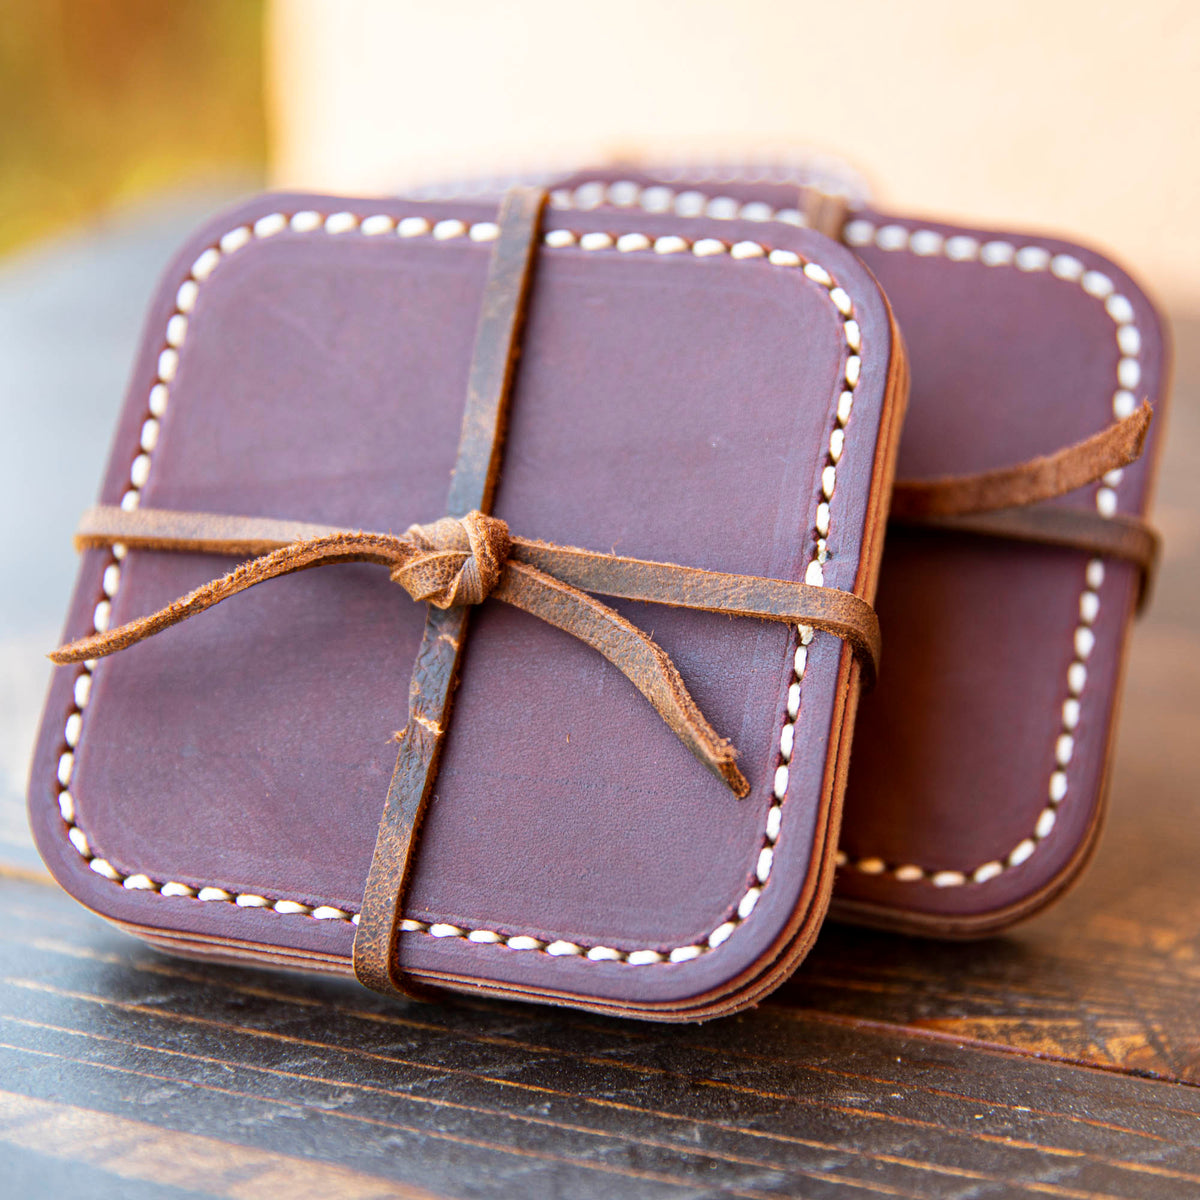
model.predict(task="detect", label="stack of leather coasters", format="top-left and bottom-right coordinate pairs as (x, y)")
top-left (28, 164), bottom-right (1168, 1020)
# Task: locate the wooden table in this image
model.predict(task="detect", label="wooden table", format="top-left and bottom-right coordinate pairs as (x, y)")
top-left (2, 202), bottom-right (1197, 1198)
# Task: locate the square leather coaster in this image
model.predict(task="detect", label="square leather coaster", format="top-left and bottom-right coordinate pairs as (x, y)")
top-left (29, 192), bottom-right (907, 1018)
top-left (551, 168), bottom-right (1169, 936)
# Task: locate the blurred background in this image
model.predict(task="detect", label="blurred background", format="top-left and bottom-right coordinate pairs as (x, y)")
top-left (2, 0), bottom-right (1198, 859)
top-left (5, 1), bottom-right (1200, 294)
top-left (0, 1), bottom-right (265, 256)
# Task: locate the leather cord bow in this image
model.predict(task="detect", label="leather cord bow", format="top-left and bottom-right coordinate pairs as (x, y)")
top-left (51, 504), bottom-right (885, 800)
top-left (395, 512), bottom-right (508, 607)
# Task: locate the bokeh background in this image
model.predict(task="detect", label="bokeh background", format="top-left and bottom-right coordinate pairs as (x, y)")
top-left (6, 1), bottom-right (1199, 295)
top-left (0, 2), bottom-right (265, 256)
top-left (274, 0), bottom-right (1200, 306)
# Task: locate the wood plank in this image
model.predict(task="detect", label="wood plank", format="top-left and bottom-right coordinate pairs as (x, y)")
top-left (2, 875), bottom-right (1198, 1200)
top-left (0, 1090), bottom-right (438, 1200)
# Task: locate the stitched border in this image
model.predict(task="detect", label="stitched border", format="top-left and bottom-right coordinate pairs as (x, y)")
top-left (52, 207), bottom-right (862, 965)
top-left (559, 180), bottom-right (1143, 887)
top-left (551, 180), bottom-right (812, 228)
top-left (838, 218), bottom-right (1137, 887)
top-left (404, 155), bottom-right (871, 210)
top-left (554, 179), bottom-right (1143, 888)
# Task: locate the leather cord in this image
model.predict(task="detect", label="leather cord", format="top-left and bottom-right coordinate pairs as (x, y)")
top-left (829, 195), bottom-right (1161, 602)
top-left (355, 186), bottom-right (546, 1001)
top-left (890, 401), bottom-right (1152, 520)
top-left (892, 507), bottom-right (1160, 609)
top-left (54, 504), bottom-right (883, 770)
top-left (890, 401), bottom-right (1159, 607)
top-left (802, 188), bottom-right (851, 242)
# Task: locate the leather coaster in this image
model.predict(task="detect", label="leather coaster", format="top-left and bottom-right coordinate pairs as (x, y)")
top-left (552, 168), bottom-right (1170, 936)
top-left (28, 192), bottom-right (907, 1018)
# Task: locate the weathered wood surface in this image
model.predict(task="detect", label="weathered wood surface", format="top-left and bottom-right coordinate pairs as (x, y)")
top-left (3, 873), bottom-right (1200, 1200)
top-left (1, 203), bottom-right (1197, 1196)
top-left (786, 607), bottom-right (1200, 1082)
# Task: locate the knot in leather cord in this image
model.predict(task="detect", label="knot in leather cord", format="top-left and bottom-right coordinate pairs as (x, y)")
top-left (391, 511), bottom-right (511, 608)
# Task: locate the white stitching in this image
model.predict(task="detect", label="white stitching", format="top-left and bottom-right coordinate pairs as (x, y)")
top-left (55, 208), bottom-right (861, 962)
top-left (838, 220), bottom-right (1138, 885)
top-left (558, 182), bottom-right (1143, 888)
top-left (552, 180), bottom-right (811, 229)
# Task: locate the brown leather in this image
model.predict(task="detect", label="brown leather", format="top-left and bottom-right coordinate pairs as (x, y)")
top-left (72, 503), bottom-right (883, 675)
top-left (551, 167), bottom-right (1171, 937)
top-left (890, 402), bottom-right (1151, 519)
top-left (53, 511), bottom-right (755, 796)
top-left (803, 190), bottom-right (850, 241)
top-left (895, 507), bottom-right (1160, 609)
top-left (356, 186), bottom-right (545, 1001)
top-left (354, 602), bottom-right (463, 1000)
top-left (27, 187), bottom-right (908, 1019)
top-left (53, 522), bottom-right (507, 660)
top-left (512, 539), bottom-right (882, 678)
top-left (393, 512), bottom-right (511, 608)
top-left (890, 400), bottom-right (1159, 605)
top-left (53, 503), bottom-right (883, 764)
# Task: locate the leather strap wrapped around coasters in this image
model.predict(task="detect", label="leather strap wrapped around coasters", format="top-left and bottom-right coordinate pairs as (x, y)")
top-left (50, 186), bottom-right (883, 1002)
top-left (800, 180), bottom-right (1161, 608)
top-left (356, 186), bottom-right (540, 1000)
top-left (58, 507), bottom-right (882, 715)
top-left (890, 400), bottom-right (1160, 606)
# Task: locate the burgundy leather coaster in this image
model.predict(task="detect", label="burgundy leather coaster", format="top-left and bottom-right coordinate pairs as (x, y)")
top-left (28, 193), bottom-right (907, 1018)
top-left (552, 168), bottom-right (1169, 936)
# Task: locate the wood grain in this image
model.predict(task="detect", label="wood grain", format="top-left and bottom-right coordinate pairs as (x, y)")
top-left (0, 1089), bottom-right (441, 1200)
top-left (2, 875), bottom-right (1200, 1200)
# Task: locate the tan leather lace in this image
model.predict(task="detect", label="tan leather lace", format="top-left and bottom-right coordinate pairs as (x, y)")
top-left (52, 504), bottom-right (885, 801)
top-left (890, 401), bottom-right (1152, 520)
top-left (889, 401), bottom-right (1160, 606)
